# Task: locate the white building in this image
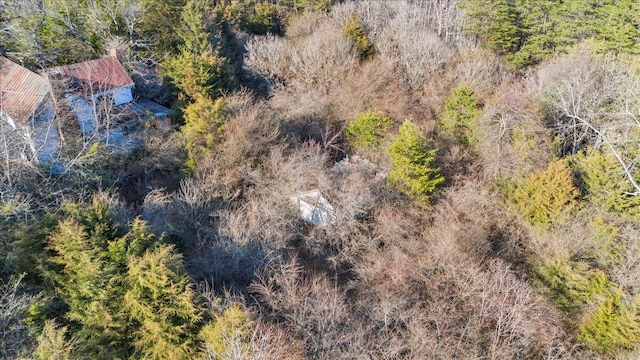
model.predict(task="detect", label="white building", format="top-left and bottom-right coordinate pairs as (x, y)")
top-left (0, 56), bottom-right (57, 163)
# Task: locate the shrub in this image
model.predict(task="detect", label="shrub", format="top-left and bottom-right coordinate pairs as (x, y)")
top-left (533, 259), bottom-right (610, 316)
top-left (247, 2), bottom-right (279, 35)
top-left (199, 305), bottom-right (254, 357)
top-left (344, 110), bottom-right (393, 151)
top-left (508, 160), bottom-right (580, 227)
top-left (182, 96), bottom-right (228, 170)
top-left (387, 119), bottom-right (444, 203)
top-left (342, 13), bottom-right (374, 60)
top-left (165, 51), bottom-right (226, 103)
top-left (438, 85), bottom-right (479, 146)
top-left (578, 289), bottom-right (640, 354)
top-left (572, 149), bottom-right (640, 217)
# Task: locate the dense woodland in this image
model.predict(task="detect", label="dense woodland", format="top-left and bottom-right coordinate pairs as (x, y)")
top-left (1, 0), bottom-right (640, 359)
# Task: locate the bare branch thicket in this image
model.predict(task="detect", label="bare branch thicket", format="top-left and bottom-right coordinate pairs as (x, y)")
top-left (477, 81), bottom-right (553, 181)
top-left (250, 258), bottom-right (377, 359)
top-left (535, 48), bottom-right (640, 195)
top-left (451, 47), bottom-right (508, 99)
top-left (332, 0), bottom-right (463, 44)
top-left (611, 221), bottom-right (640, 295)
top-left (245, 23), bottom-right (358, 95)
top-left (0, 274), bottom-right (38, 359)
top-left (216, 92), bottom-right (281, 169)
top-left (85, 0), bottom-right (146, 44)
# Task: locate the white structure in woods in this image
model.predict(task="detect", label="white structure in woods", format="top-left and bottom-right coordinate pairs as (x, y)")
top-left (0, 56), bottom-right (57, 163)
top-left (290, 189), bottom-right (337, 226)
top-left (0, 53), bottom-right (171, 165)
top-left (44, 55), bottom-right (170, 150)
top-left (46, 56), bottom-right (135, 106)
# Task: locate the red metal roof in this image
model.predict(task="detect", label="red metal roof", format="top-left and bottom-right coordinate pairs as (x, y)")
top-left (45, 56), bottom-right (134, 97)
top-left (0, 57), bottom-right (51, 124)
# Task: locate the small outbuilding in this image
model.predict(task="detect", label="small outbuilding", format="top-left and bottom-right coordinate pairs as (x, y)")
top-left (290, 189), bottom-right (336, 226)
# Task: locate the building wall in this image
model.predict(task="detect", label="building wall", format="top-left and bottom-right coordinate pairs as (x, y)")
top-left (91, 85), bottom-right (134, 106)
top-left (112, 85), bottom-right (133, 105)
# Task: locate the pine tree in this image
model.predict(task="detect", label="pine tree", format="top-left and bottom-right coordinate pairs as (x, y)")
top-left (387, 119), bottom-right (444, 203)
top-left (181, 96), bottom-right (228, 169)
top-left (572, 150), bottom-right (640, 217)
top-left (44, 215), bottom-right (129, 357)
top-left (123, 245), bottom-right (201, 359)
top-left (34, 320), bottom-right (75, 360)
top-left (342, 13), bottom-right (375, 60)
top-left (596, 0), bottom-right (640, 55)
top-left (438, 85), bottom-right (479, 146)
top-left (509, 160), bottom-right (580, 227)
top-left (199, 305), bottom-right (254, 357)
top-left (344, 110), bottom-right (393, 151)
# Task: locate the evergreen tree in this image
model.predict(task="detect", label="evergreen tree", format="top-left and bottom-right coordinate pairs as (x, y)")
top-left (44, 211), bottom-right (129, 357)
top-left (139, 0), bottom-right (188, 53)
top-left (572, 150), bottom-right (640, 217)
top-left (165, 0), bottom-right (232, 102)
top-left (344, 110), bottom-right (393, 152)
top-left (34, 320), bottom-right (75, 360)
top-left (438, 85), bottom-right (479, 146)
top-left (597, 0), bottom-right (640, 54)
top-left (387, 119), bottom-right (444, 203)
top-left (181, 96), bottom-right (228, 169)
top-left (509, 160), bottom-right (580, 227)
top-left (124, 245), bottom-right (201, 359)
top-left (342, 13), bottom-right (375, 60)
top-left (199, 305), bottom-right (254, 357)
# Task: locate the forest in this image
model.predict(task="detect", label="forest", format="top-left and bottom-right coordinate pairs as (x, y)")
top-left (1, 0), bottom-right (640, 359)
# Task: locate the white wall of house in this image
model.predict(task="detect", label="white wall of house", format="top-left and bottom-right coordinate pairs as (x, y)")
top-left (91, 85), bottom-right (134, 106)
top-left (111, 85), bottom-right (133, 105)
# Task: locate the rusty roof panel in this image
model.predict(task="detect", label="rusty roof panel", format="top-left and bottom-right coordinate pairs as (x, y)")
top-left (0, 57), bottom-right (51, 124)
top-left (45, 56), bottom-right (134, 97)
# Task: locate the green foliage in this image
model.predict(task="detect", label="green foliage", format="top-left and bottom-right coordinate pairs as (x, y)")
top-left (387, 119), bottom-right (444, 203)
top-left (124, 245), bottom-right (201, 359)
top-left (45, 218), bottom-right (130, 357)
top-left (199, 305), bottom-right (254, 356)
top-left (534, 259), bottom-right (610, 316)
top-left (509, 160), bottom-right (580, 227)
top-left (344, 110), bottom-right (393, 151)
top-left (578, 290), bottom-right (640, 353)
top-left (34, 320), bottom-right (75, 360)
top-left (12, 212), bottom-right (61, 282)
top-left (139, 0), bottom-right (188, 54)
top-left (247, 2), bottom-right (280, 35)
top-left (177, 0), bottom-right (214, 55)
top-left (438, 85), bottom-right (479, 146)
top-left (164, 0), bottom-right (236, 103)
top-left (182, 97), bottom-right (228, 170)
top-left (165, 50), bottom-right (225, 103)
top-left (572, 149), bottom-right (640, 217)
top-left (534, 256), bottom-right (640, 353)
top-left (17, 197), bottom-right (205, 359)
top-left (590, 217), bottom-right (624, 267)
top-left (596, 0), bottom-right (640, 55)
top-left (342, 14), bottom-right (375, 60)
top-left (460, 0), bottom-right (640, 68)
top-left (213, 0), bottom-right (284, 35)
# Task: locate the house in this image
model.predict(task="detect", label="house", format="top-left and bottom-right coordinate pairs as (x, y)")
top-left (44, 54), bottom-right (171, 150)
top-left (0, 57), bottom-right (57, 163)
top-left (290, 189), bottom-right (337, 226)
top-left (0, 53), bottom-right (171, 165)
top-left (46, 56), bottom-right (135, 106)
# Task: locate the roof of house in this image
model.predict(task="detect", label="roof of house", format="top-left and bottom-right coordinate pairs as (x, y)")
top-left (0, 57), bottom-right (51, 124)
top-left (45, 56), bottom-right (134, 97)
